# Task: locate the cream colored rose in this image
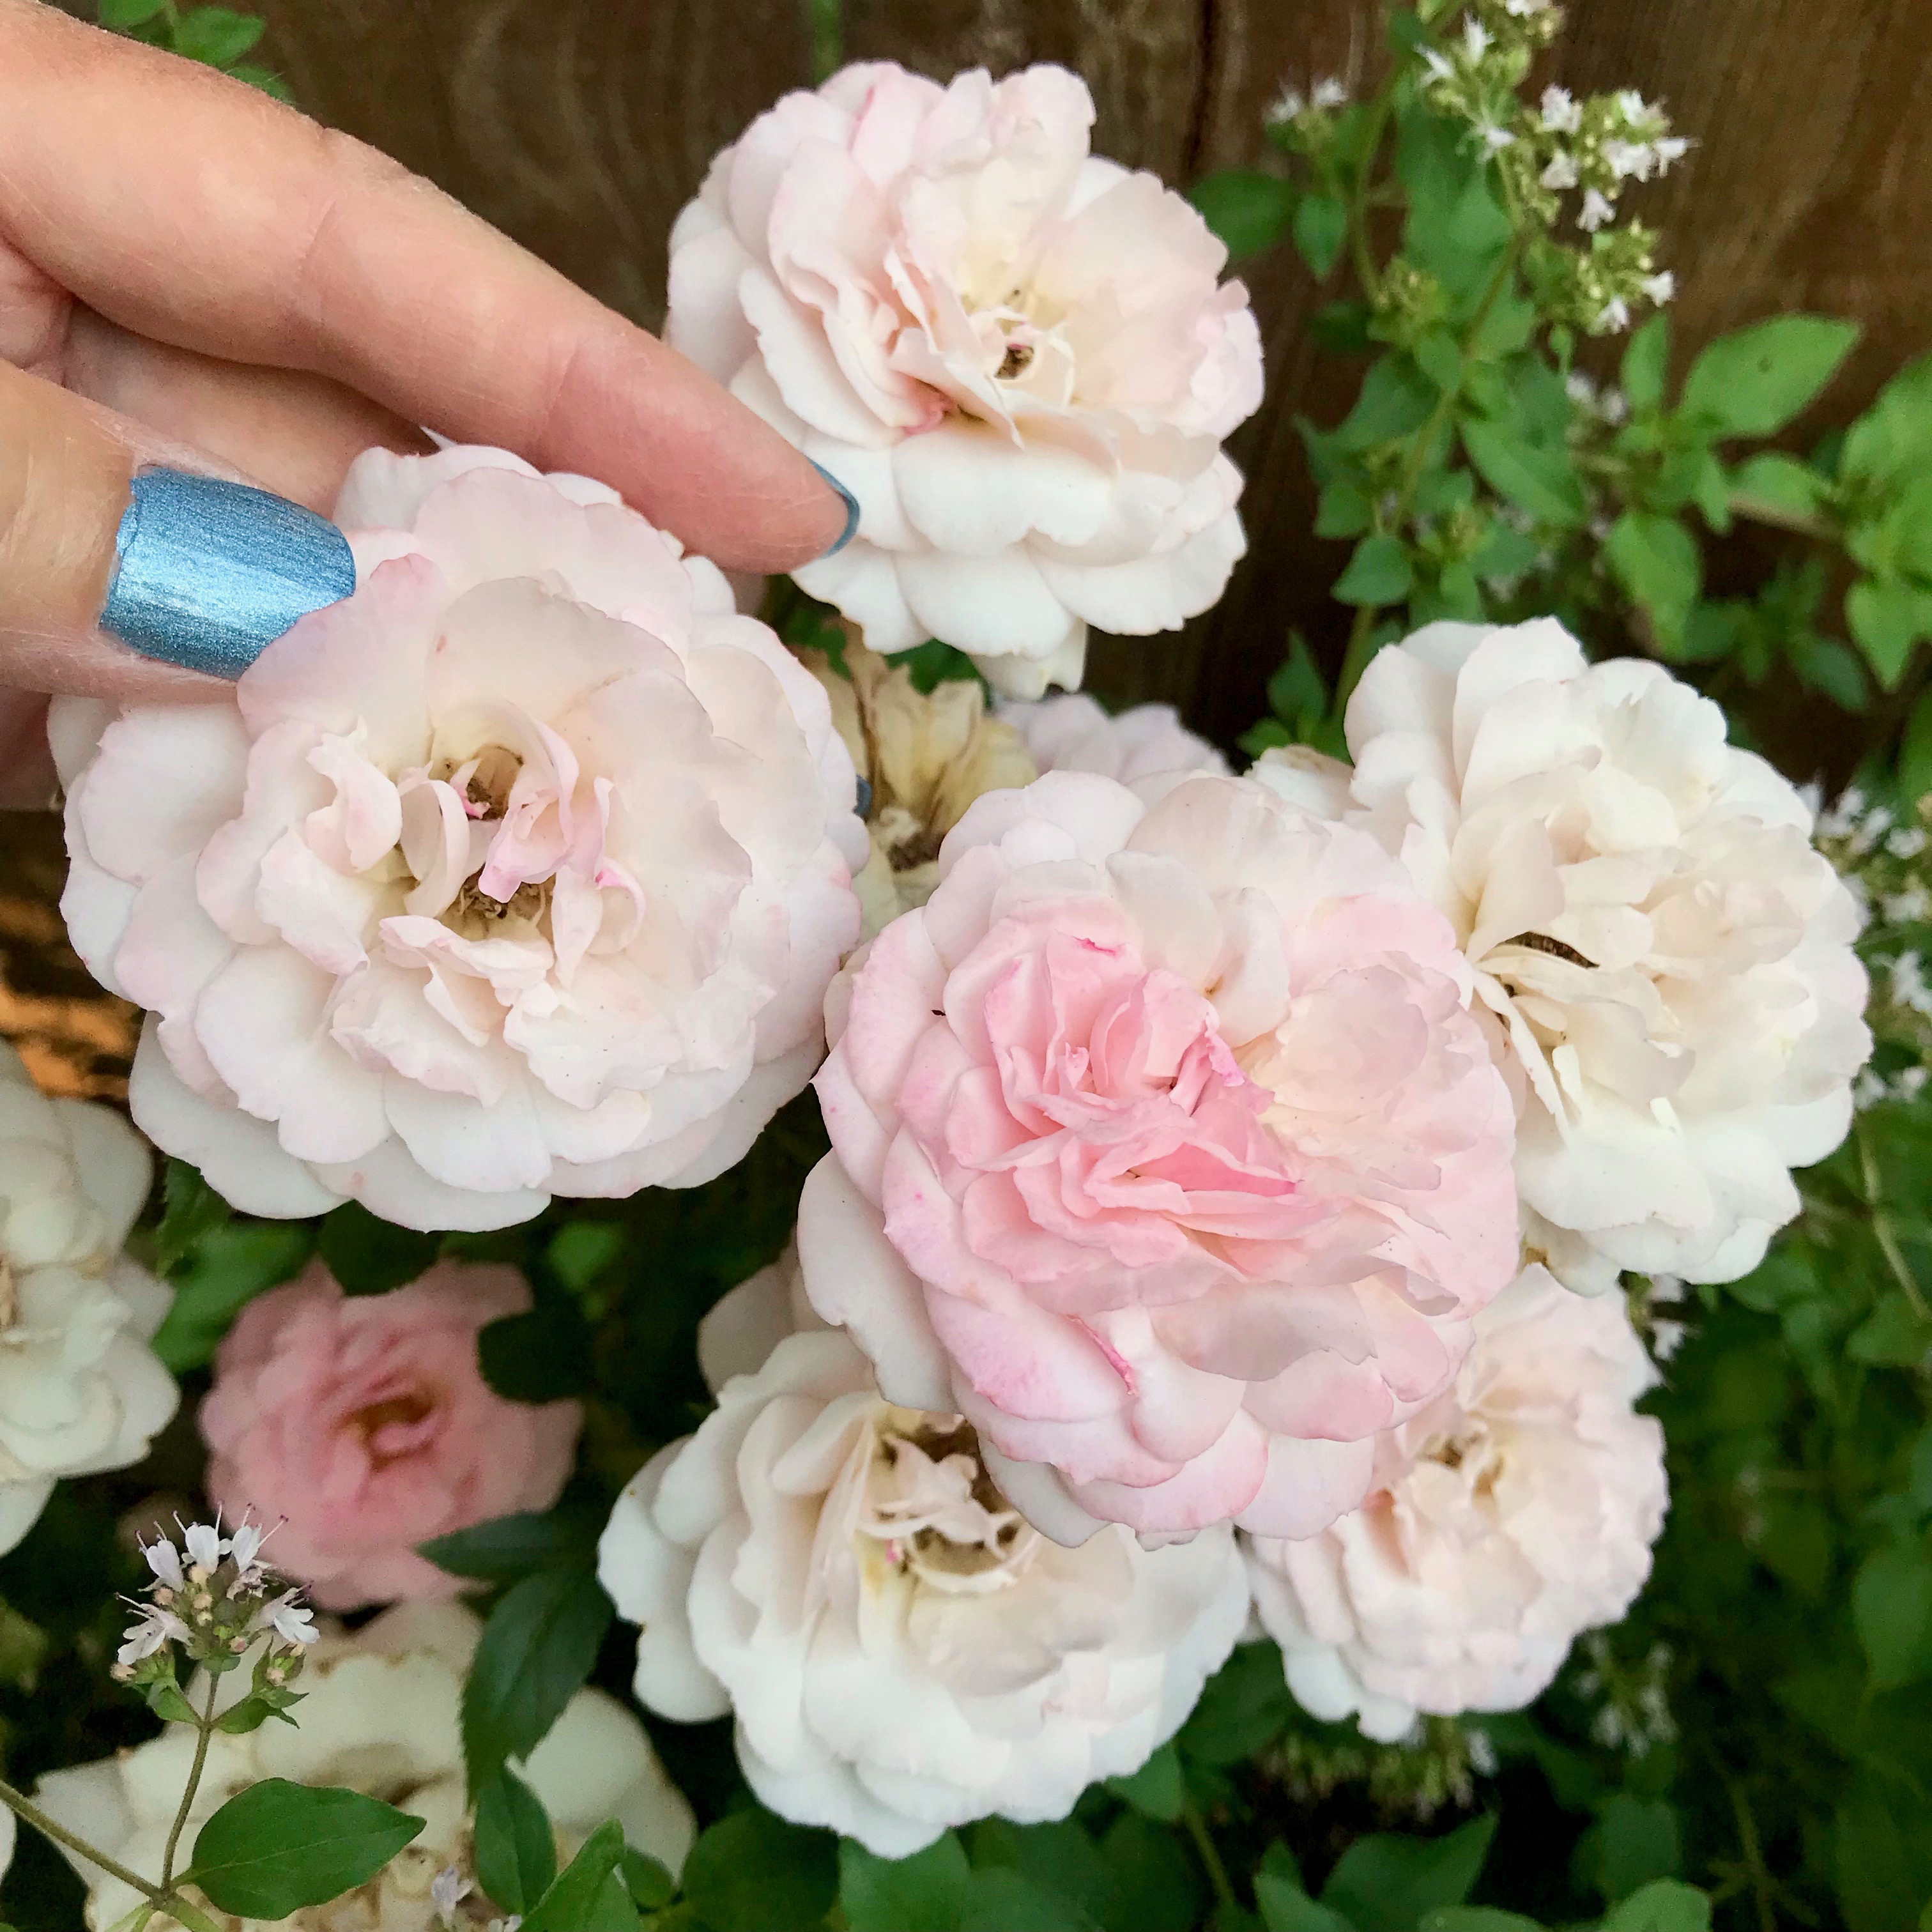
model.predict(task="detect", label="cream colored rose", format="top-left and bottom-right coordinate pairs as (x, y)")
top-left (0, 1041), bottom-right (176, 1553)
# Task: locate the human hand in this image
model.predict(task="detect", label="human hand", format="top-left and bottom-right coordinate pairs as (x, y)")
top-left (0, 0), bottom-right (852, 801)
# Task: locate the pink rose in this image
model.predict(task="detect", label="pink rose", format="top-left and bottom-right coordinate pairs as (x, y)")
top-left (999, 693), bottom-right (1229, 795)
top-left (54, 446), bottom-right (864, 1231)
top-left (799, 771), bottom-right (1519, 1546)
top-left (669, 62), bottom-right (1265, 698)
top-left (201, 1259), bottom-right (580, 1609)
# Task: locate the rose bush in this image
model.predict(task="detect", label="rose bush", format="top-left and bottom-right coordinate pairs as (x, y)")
top-left (54, 446), bottom-right (865, 1232)
top-left (801, 769), bottom-right (1519, 1545)
top-left (199, 1257), bottom-right (581, 1609)
top-left (1334, 620), bottom-right (1871, 1289)
top-left (668, 61), bottom-right (1265, 698)
top-left (0, 1041), bottom-right (176, 1554)
top-left (1245, 1263), bottom-right (1668, 1740)
top-left (35, 1599), bottom-right (694, 1929)
top-left (599, 1271), bottom-right (1247, 1857)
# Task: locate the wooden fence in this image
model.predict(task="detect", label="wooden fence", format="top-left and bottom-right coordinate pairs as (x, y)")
top-left (220, 0), bottom-right (1932, 746)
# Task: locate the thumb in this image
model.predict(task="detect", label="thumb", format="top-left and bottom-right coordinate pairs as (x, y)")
top-left (0, 358), bottom-right (353, 701)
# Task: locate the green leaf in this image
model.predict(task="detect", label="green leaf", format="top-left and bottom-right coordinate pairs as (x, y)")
top-left (521, 1821), bottom-right (639, 1932)
top-left (1188, 171), bottom-right (1296, 263)
top-left (622, 1848), bottom-right (675, 1912)
top-left (1333, 357), bottom-right (1438, 452)
top-left (1321, 1816), bottom-right (1496, 1932)
top-left (841, 1834), bottom-right (973, 1932)
top-left (1900, 687), bottom-right (1932, 807)
top-left (1460, 414), bottom-right (1586, 527)
top-left (962, 1868), bottom-right (1100, 1932)
top-left (97, 0), bottom-right (168, 23)
top-left (1293, 195), bottom-right (1349, 280)
top-left (1606, 512), bottom-right (1703, 652)
top-left (546, 1220), bottom-right (626, 1293)
top-left (316, 1201), bottom-right (440, 1296)
top-left (418, 1508), bottom-right (599, 1583)
top-left (1788, 634), bottom-right (1867, 710)
top-left (223, 59), bottom-right (291, 98)
top-left (151, 1223), bottom-right (312, 1371)
top-left (156, 1160), bottom-right (232, 1271)
top-left (461, 1569), bottom-right (613, 1795)
top-left (1621, 314), bottom-right (1671, 413)
top-left (1848, 1293), bottom-right (1932, 1365)
top-left (1585, 1796), bottom-right (1682, 1903)
top-left (1417, 1913), bottom-right (1543, 1932)
top-left (1848, 576), bottom-right (1932, 687)
top-left (1104, 1743), bottom-right (1184, 1822)
top-left (1680, 316), bottom-right (1860, 438)
top-left (1316, 480), bottom-right (1375, 539)
top-left (188, 1781), bottom-right (424, 1918)
top-left (1853, 1540), bottom-right (1932, 1687)
top-left (1334, 534), bottom-right (1414, 606)
top-left (683, 1809), bottom-right (838, 1932)
top-left (1598, 1883), bottom-right (1712, 1932)
top-left (1730, 451), bottom-right (1828, 523)
top-left (479, 1294), bottom-right (597, 1403)
top-left (1257, 1873), bottom-right (1358, 1932)
top-left (169, 6), bottom-right (266, 66)
top-left (1100, 1814), bottom-right (1202, 1932)
top-left (474, 1768), bottom-right (556, 1914)
top-left (1178, 1641), bottom-right (1296, 1765)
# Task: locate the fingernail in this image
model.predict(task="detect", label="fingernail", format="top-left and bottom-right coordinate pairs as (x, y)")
top-left (100, 468), bottom-right (356, 678)
top-left (809, 459), bottom-right (861, 558)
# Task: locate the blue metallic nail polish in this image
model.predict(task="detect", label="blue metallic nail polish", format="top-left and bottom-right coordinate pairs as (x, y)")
top-left (809, 459), bottom-right (861, 558)
top-left (100, 468), bottom-right (357, 678)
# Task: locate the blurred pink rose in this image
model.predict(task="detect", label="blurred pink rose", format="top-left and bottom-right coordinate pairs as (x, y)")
top-left (668, 62), bottom-right (1265, 698)
top-left (54, 446), bottom-right (864, 1232)
top-left (799, 771), bottom-right (1519, 1546)
top-left (999, 693), bottom-right (1228, 795)
top-left (201, 1259), bottom-right (580, 1609)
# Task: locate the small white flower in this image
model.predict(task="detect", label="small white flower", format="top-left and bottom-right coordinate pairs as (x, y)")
top-left (140, 1536), bottom-right (185, 1594)
top-left (1641, 270), bottom-right (1678, 305)
top-left (1566, 372), bottom-right (1597, 407)
top-left (1892, 951), bottom-right (1932, 1016)
top-left (1605, 137), bottom-right (1656, 181)
top-left (181, 1517), bottom-right (227, 1575)
top-left (1889, 827), bottom-right (1929, 859)
top-left (1579, 188), bottom-right (1617, 231)
top-left (226, 1515), bottom-right (272, 1588)
top-left (1598, 387), bottom-right (1631, 426)
top-left (1479, 122), bottom-right (1515, 151)
top-left (260, 1590), bottom-right (319, 1648)
top-left (1468, 1729), bottom-right (1499, 1775)
top-left (1505, 0), bottom-right (1551, 14)
top-left (1855, 1068), bottom-right (1890, 1110)
top-left (1650, 1318), bottom-right (1688, 1361)
top-left (1266, 83), bottom-right (1305, 124)
top-left (1461, 17), bottom-right (1492, 61)
top-left (1595, 296), bottom-right (1632, 333)
top-left (117, 1604), bottom-right (191, 1667)
top-left (1616, 89), bottom-right (1650, 121)
top-left (1648, 1274), bottom-right (1687, 1306)
top-left (1541, 151), bottom-right (1580, 190)
top-left (1313, 77), bottom-right (1350, 109)
top-left (433, 1866), bottom-right (474, 1929)
top-left (1884, 883), bottom-right (1931, 924)
top-left (1421, 46), bottom-right (1455, 82)
top-left (1540, 85), bottom-right (1583, 134)
top-left (1900, 1066), bottom-right (1929, 1100)
top-left (1653, 135), bottom-right (1690, 171)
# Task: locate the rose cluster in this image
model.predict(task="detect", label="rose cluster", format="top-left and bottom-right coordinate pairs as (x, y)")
top-left (17, 52), bottom-right (1875, 1899)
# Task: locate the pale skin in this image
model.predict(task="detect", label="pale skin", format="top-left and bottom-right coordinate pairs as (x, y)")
top-left (0, 0), bottom-right (847, 803)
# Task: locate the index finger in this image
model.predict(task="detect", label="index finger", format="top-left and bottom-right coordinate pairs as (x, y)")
top-left (0, 1), bottom-right (850, 573)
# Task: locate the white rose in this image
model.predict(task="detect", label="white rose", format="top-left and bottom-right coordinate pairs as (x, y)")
top-left (599, 1254), bottom-right (1249, 1857)
top-left (0, 1041), bottom-right (176, 1552)
top-left (1339, 619), bottom-right (1870, 1289)
top-left (670, 61), bottom-right (1264, 698)
top-left (1245, 1264), bottom-right (1668, 1740)
top-left (35, 1599), bottom-right (694, 1929)
top-left (998, 692), bottom-right (1229, 795)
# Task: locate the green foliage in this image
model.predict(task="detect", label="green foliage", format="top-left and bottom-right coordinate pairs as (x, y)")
top-left (685, 1811), bottom-right (839, 1930)
top-left (461, 1567), bottom-right (614, 1796)
top-left (96, 0), bottom-right (288, 96)
top-left (521, 1821), bottom-right (641, 1932)
top-left (474, 1767), bottom-right (558, 1913)
top-left (187, 1781), bottom-right (424, 1917)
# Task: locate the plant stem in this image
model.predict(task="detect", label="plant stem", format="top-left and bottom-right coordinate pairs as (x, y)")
top-left (1337, 234), bottom-right (1526, 703)
top-left (1728, 492), bottom-right (1838, 542)
top-left (1857, 1119), bottom-right (1929, 1319)
top-left (0, 1775), bottom-right (167, 1901)
top-left (160, 1673), bottom-right (221, 1889)
top-left (1347, 86), bottom-right (1398, 303)
top-left (1180, 1795), bottom-right (1239, 1917)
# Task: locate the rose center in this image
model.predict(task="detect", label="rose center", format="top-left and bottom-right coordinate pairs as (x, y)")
top-left (354, 1390), bottom-right (438, 1466)
top-left (859, 1414), bottom-right (1039, 1591)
